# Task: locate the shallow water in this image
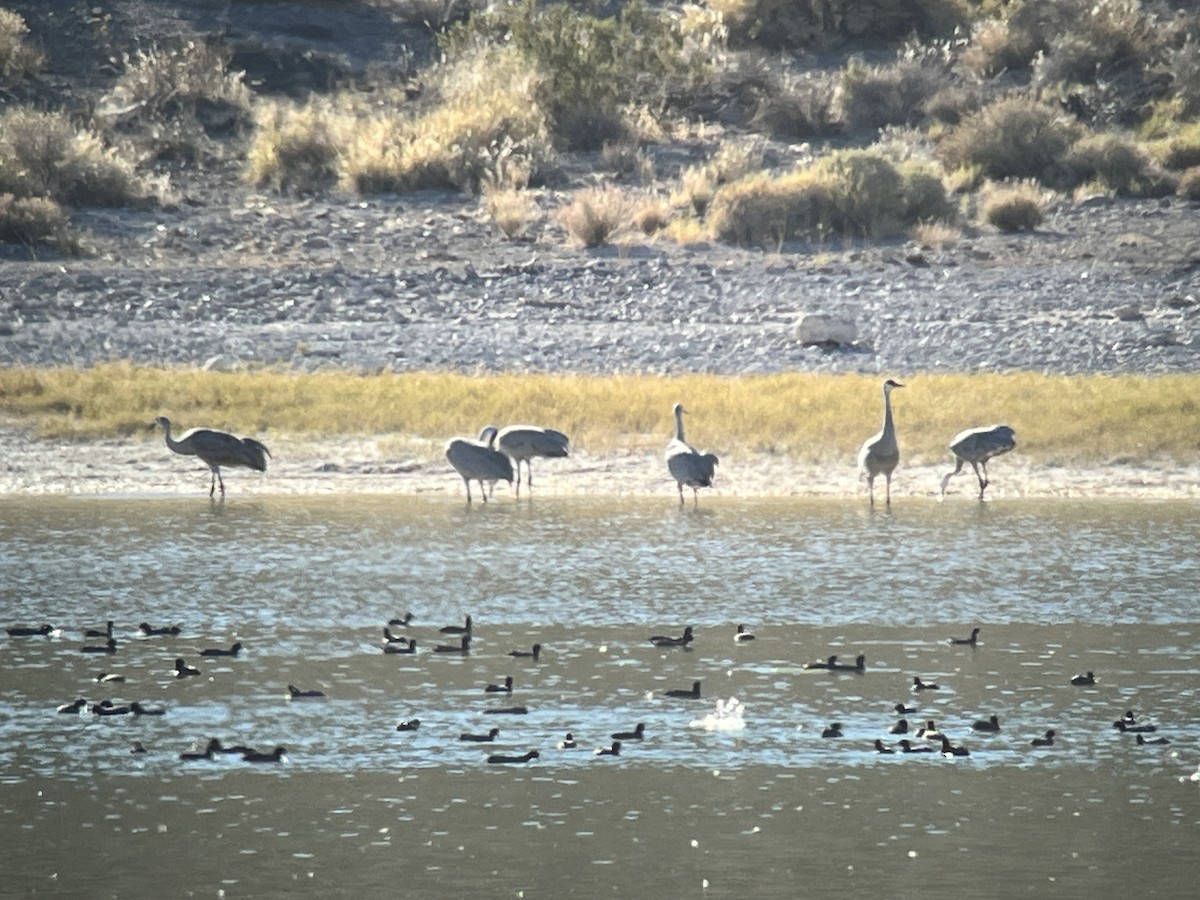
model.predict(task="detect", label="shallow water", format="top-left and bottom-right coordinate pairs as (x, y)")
top-left (1, 495), bottom-right (1198, 898)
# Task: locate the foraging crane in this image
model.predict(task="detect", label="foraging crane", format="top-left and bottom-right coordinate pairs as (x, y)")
top-left (666, 403), bottom-right (719, 506)
top-left (857, 378), bottom-right (904, 506)
top-left (445, 426), bottom-right (514, 503)
top-left (939, 425), bottom-right (1017, 500)
top-left (496, 425), bottom-right (570, 497)
top-left (155, 416), bottom-right (270, 497)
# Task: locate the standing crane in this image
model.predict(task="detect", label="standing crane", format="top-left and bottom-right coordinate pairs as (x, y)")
top-left (496, 425), bottom-right (570, 497)
top-left (940, 425), bottom-right (1017, 500)
top-left (445, 426), bottom-right (514, 503)
top-left (857, 378), bottom-right (904, 506)
top-left (155, 416), bottom-right (270, 497)
top-left (665, 403), bottom-right (719, 506)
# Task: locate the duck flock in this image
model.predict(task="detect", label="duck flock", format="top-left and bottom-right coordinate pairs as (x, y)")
top-left (153, 381), bottom-right (1019, 505)
top-left (4, 617), bottom-right (1186, 769)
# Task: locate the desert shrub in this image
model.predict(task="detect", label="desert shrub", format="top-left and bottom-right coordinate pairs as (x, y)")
top-left (937, 97), bottom-right (1082, 187)
top-left (0, 193), bottom-right (74, 252)
top-left (482, 184), bottom-right (540, 238)
top-left (600, 141), bottom-right (654, 182)
top-left (676, 164), bottom-right (716, 216)
top-left (1150, 121), bottom-right (1200, 170)
top-left (962, 0), bottom-right (1091, 77)
top-left (897, 160), bottom-right (954, 223)
top-left (920, 84), bottom-right (983, 126)
top-left (1176, 166), bottom-right (1200, 201)
top-left (707, 0), bottom-right (968, 52)
top-left (911, 219), bottom-right (960, 250)
top-left (556, 184), bottom-right (632, 247)
top-left (0, 8), bottom-right (41, 77)
top-left (0, 108), bottom-right (158, 208)
top-left (633, 194), bottom-right (672, 234)
top-left (246, 99), bottom-right (344, 194)
top-left (747, 67), bottom-right (840, 139)
top-left (1063, 132), bottom-right (1163, 196)
top-left (344, 46), bottom-right (554, 194)
top-left (833, 56), bottom-right (944, 132)
top-left (978, 180), bottom-right (1046, 232)
top-left (1033, 0), bottom-right (1158, 86)
top-left (369, 0), bottom-right (483, 29)
top-left (441, 0), bottom-right (713, 150)
top-left (102, 42), bottom-right (251, 127)
top-left (1168, 36), bottom-right (1200, 118)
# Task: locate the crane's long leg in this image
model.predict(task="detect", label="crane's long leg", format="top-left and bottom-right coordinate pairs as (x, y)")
top-left (884, 473), bottom-right (892, 506)
top-left (477, 479), bottom-right (488, 503)
top-left (462, 476), bottom-right (473, 503)
top-left (208, 467), bottom-right (218, 498)
top-left (678, 483), bottom-right (685, 506)
top-left (866, 474), bottom-right (875, 506)
top-left (217, 469), bottom-right (226, 495)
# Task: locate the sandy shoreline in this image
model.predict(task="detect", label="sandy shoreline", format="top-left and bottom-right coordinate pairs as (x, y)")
top-left (2, 430), bottom-right (1197, 500)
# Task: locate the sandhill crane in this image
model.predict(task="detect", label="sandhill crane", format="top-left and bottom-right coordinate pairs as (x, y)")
top-left (857, 378), bottom-right (904, 506)
top-left (445, 426), bottom-right (513, 503)
top-left (666, 403), bottom-right (719, 506)
top-left (496, 425), bottom-right (570, 497)
top-left (939, 425), bottom-right (1017, 500)
top-left (155, 416), bottom-right (270, 497)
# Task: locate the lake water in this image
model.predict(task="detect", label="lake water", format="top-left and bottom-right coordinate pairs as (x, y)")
top-left (2, 495), bottom-right (1198, 898)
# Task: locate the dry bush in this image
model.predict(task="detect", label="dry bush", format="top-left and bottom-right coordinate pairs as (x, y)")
top-left (0, 8), bottom-right (42, 77)
top-left (911, 219), bottom-right (960, 250)
top-left (556, 184), bottom-right (633, 248)
top-left (920, 84), bottom-right (983, 126)
top-left (0, 193), bottom-right (75, 252)
top-left (1063, 133), bottom-right (1163, 196)
top-left (0, 108), bottom-right (158, 208)
top-left (833, 57), bottom-right (944, 132)
top-left (633, 194), bottom-right (673, 235)
top-left (1176, 166), bottom-right (1200, 201)
top-left (676, 164), bottom-right (717, 216)
top-left (748, 67), bottom-right (839, 139)
top-left (1149, 121), bottom-right (1200, 170)
top-left (482, 184), bottom-right (540, 239)
top-left (1168, 36), bottom-right (1200, 118)
top-left (1033, 0), bottom-right (1158, 87)
top-left (246, 99), bottom-right (346, 194)
top-left (978, 180), bottom-right (1047, 232)
top-left (368, 0), bottom-right (482, 29)
top-left (710, 137), bottom-right (766, 185)
top-left (897, 160), bottom-right (954, 223)
top-left (937, 97), bottom-right (1082, 187)
top-left (343, 46), bottom-right (554, 195)
top-left (600, 141), bottom-right (654, 182)
top-left (962, 1), bottom-right (1080, 77)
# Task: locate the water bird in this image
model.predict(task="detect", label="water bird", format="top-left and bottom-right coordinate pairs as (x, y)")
top-left (139, 622), bottom-right (180, 636)
top-left (57, 698), bottom-right (87, 714)
top-left (155, 416), bottom-right (270, 497)
top-left (131, 742), bottom-right (147, 754)
top-left (898, 740), bottom-right (933, 753)
top-left (805, 655), bottom-right (839, 671)
top-left (1113, 710), bottom-right (1138, 729)
top-left (84, 620), bottom-right (114, 638)
top-left (92, 701), bottom-right (132, 716)
top-left (211, 739), bottom-right (251, 755)
top-left (433, 636), bottom-right (471, 654)
top-left (595, 741), bottom-right (621, 757)
top-left (396, 719), bottom-right (420, 732)
top-left (889, 719), bottom-right (909, 735)
top-left (1136, 734), bottom-right (1170, 746)
top-left (894, 703), bottom-right (917, 715)
top-left (950, 627), bottom-right (980, 646)
top-left (916, 721), bottom-right (942, 740)
top-left (1031, 729), bottom-right (1057, 748)
top-left (131, 701), bottom-right (166, 716)
top-left (734, 625), bottom-right (756, 642)
top-left (388, 612), bottom-right (414, 627)
top-left (484, 705), bottom-right (528, 715)
top-left (821, 723), bottom-right (844, 738)
top-left (200, 641), bottom-right (242, 657)
top-left (6, 623), bottom-right (55, 637)
top-left (940, 736), bottom-right (970, 757)
top-left (460, 728), bottom-right (501, 742)
top-left (557, 733), bottom-right (577, 750)
top-left (94, 672), bottom-right (125, 683)
top-left (649, 626), bottom-right (694, 648)
top-left (445, 426), bottom-right (513, 503)
top-left (486, 750), bottom-right (539, 764)
top-left (912, 676), bottom-right (940, 691)
top-left (972, 715), bottom-right (1001, 733)
top-left (664, 680), bottom-right (702, 699)
top-left (831, 654), bottom-right (866, 673)
top-left (1070, 671), bottom-right (1096, 686)
top-left (287, 684), bottom-right (324, 698)
top-left (81, 638), bottom-right (117, 654)
top-left (1114, 720), bottom-right (1157, 734)
top-left (858, 378), bottom-right (904, 506)
top-left (665, 403), bottom-right (719, 506)
top-left (611, 723), bottom-right (645, 742)
top-left (242, 746), bottom-right (286, 763)
top-left (940, 425), bottom-right (1017, 500)
top-left (874, 739), bottom-right (895, 754)
top-left (439, 615), bottom-right (473, 635)
top-left (383, 626), bottom-right (409, 643)
top-left (496, 425), bottom-right (570, 497)
top-left (180, 739), bottom-right (220, 761)
top-left (173, 658), bottom-right (201, 678)
top-left (383, 638), bottom-right (417, 654)
top-left (507, 643), bottom-right (541, 661)
top-left (485, 676), bottom-right (514, 694)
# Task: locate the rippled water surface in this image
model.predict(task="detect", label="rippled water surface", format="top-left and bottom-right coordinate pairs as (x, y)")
top-left (2, 495), bottom-right (1199, 898)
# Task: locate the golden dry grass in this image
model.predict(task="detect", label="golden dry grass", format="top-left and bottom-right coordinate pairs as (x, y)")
top-left (1, 366), bottom-right (1196, 467)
